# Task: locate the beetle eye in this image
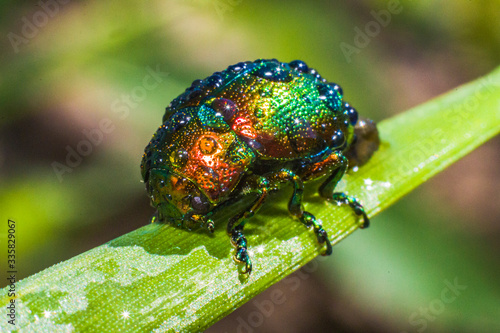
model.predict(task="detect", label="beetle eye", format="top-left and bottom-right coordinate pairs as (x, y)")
top-left (191, 195), bottom-right (211, 214)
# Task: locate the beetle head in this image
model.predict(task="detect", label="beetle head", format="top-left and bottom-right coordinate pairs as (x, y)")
top-left (141, 104), bottom-right (255, 231)
top-left (145, 168), bottom-right (215, 231)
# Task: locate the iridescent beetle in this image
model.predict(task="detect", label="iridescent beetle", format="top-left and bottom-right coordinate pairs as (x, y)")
top-left (141, 59), bottom-right (379, 274)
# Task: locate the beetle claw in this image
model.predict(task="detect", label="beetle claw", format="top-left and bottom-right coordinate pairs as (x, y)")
top-left (206, 220), bottom-right (215, 233)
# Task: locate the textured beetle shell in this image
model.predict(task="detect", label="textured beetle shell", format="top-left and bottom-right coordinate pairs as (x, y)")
top-left (142, 59), bottom-right (357, 205)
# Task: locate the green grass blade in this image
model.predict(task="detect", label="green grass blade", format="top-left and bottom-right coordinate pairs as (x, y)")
top-left (1, 67), bottom-right (499, 332)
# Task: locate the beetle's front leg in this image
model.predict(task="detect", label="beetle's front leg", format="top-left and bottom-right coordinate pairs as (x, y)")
top-left (227, 176), bottom-right (270, 275)
top-left (318, 152), bottom-right (369, 228)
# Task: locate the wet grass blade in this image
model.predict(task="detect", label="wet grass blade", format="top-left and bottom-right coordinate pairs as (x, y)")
top-left (1, 67), bottom-right (499, 332)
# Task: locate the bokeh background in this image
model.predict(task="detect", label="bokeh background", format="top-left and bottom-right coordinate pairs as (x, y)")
top-left (1, 0), bottom-right (499, 332)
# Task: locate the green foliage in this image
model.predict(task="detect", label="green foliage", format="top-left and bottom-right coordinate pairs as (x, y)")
top-left (1, 67), bottom-right (498, 332)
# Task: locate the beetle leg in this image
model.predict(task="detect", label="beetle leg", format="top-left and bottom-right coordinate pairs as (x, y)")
top-left (270, 170), bottom-right (332, 256)
top-left (227, 177), bottom-right (270, 275)
top-left (230, 226), bottom-right (252, 274)
top-left (318, 152), bottom-right (369, 228)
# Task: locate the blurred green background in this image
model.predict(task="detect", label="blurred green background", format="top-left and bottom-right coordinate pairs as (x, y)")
top-left (1, 0), bottom-right (499, 332)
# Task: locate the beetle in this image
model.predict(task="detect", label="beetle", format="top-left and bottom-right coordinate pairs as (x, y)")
top-left (141, 59), bottom-right (379, 274)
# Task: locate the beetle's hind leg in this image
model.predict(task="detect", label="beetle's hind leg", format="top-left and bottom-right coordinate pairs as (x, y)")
top-left (329, 193), bottom-right (369, 228)
top-left (227, 177), bottom-right (270, 275)
top-left (271, 170), bottom-right (332, 256)
top-left (319, 152), bottom-right (369, 228)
